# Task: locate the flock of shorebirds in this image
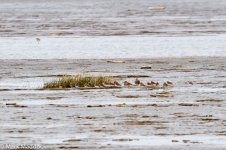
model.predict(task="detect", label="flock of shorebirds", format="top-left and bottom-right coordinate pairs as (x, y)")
top-left (35, 36), bottom-right (173, 90)
top-left (108, 78), bottom-right (173, 89)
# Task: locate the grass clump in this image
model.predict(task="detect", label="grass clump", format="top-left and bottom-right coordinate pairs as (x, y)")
top-left (43, 74), bottom-right (119, 89)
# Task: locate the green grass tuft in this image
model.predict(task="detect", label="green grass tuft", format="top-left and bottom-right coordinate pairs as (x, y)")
top-left (43, 74), bottom-right (118, 89)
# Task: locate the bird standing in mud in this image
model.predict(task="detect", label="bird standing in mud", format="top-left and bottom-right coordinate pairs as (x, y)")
top-left (36, 38), bottom-right (40, 44)
top-left (135, 78), bottom-right (141, 85)
top-left (149, 81), bottom-right (159, 86)
top-left (146, 81), bottom-right (159, 89)
top-left (163, 81), bottom-right (173, 88)
top-left (139, 82), bottom-right (145, 87)
top-left (114, 81), bottom-right (121, 87)
top-left (134, 78), bottom-right (145, 86)
top-left (124, 81), bottom-right (132, 86)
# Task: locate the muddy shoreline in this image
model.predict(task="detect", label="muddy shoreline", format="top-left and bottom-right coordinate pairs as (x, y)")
top-left (1, 57), bottom-right (226, 149)
top-left (1, 0), bottom-right (226, 149)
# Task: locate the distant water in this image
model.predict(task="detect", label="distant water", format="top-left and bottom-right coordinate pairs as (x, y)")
top-left (0, 0), bottom-right (226, 59)
top-left (0, 35), bottom-right (226, 59)
top-left (0, 0), bottom-right (226, 37)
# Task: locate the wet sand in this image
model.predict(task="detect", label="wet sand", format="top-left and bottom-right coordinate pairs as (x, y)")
top-left (1, 57), bottom-right (226, 149)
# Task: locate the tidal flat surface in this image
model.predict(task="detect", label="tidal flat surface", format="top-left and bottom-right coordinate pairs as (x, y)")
top-left (0, 58), bottom-right (226, 150)
top-left (1, 0), bottom-right (226, 149)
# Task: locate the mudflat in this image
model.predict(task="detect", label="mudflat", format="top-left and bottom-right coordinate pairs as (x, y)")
top-left (1, 57), bottom-right (226, 149)
top-left (1, 0), bottom-right (226, 149)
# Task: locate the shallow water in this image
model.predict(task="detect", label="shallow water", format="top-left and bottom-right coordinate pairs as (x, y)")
top-left (1, 35), bottom-right (226, 59)
top-left (0, 0), bottom-right (226, 37)
top-left (1, 0), bottom-right (226, 59)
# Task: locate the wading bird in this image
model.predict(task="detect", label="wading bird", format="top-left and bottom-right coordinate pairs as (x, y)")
top-left (36, 38), bottom-right (40, 44)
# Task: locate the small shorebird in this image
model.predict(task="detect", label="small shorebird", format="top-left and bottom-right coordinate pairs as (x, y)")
top-left (147, 81), bottom-right (158, 85)
top-left (166, 81), bottom-right (173, 85)
top-left (140, 82), bottom-right (145, 86)
top-left (114, 81), bottom-right (121, 86)
top-left (146, 81), bottom-right (159, 89)
top-left (135, 78), bottom-right (140, 85)
top-left (124, 81), bottom-right (132, 86)
top-left (36, 38), bottom-right (40, 44)
top-left (163, 81), bottom-right (173, 88)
